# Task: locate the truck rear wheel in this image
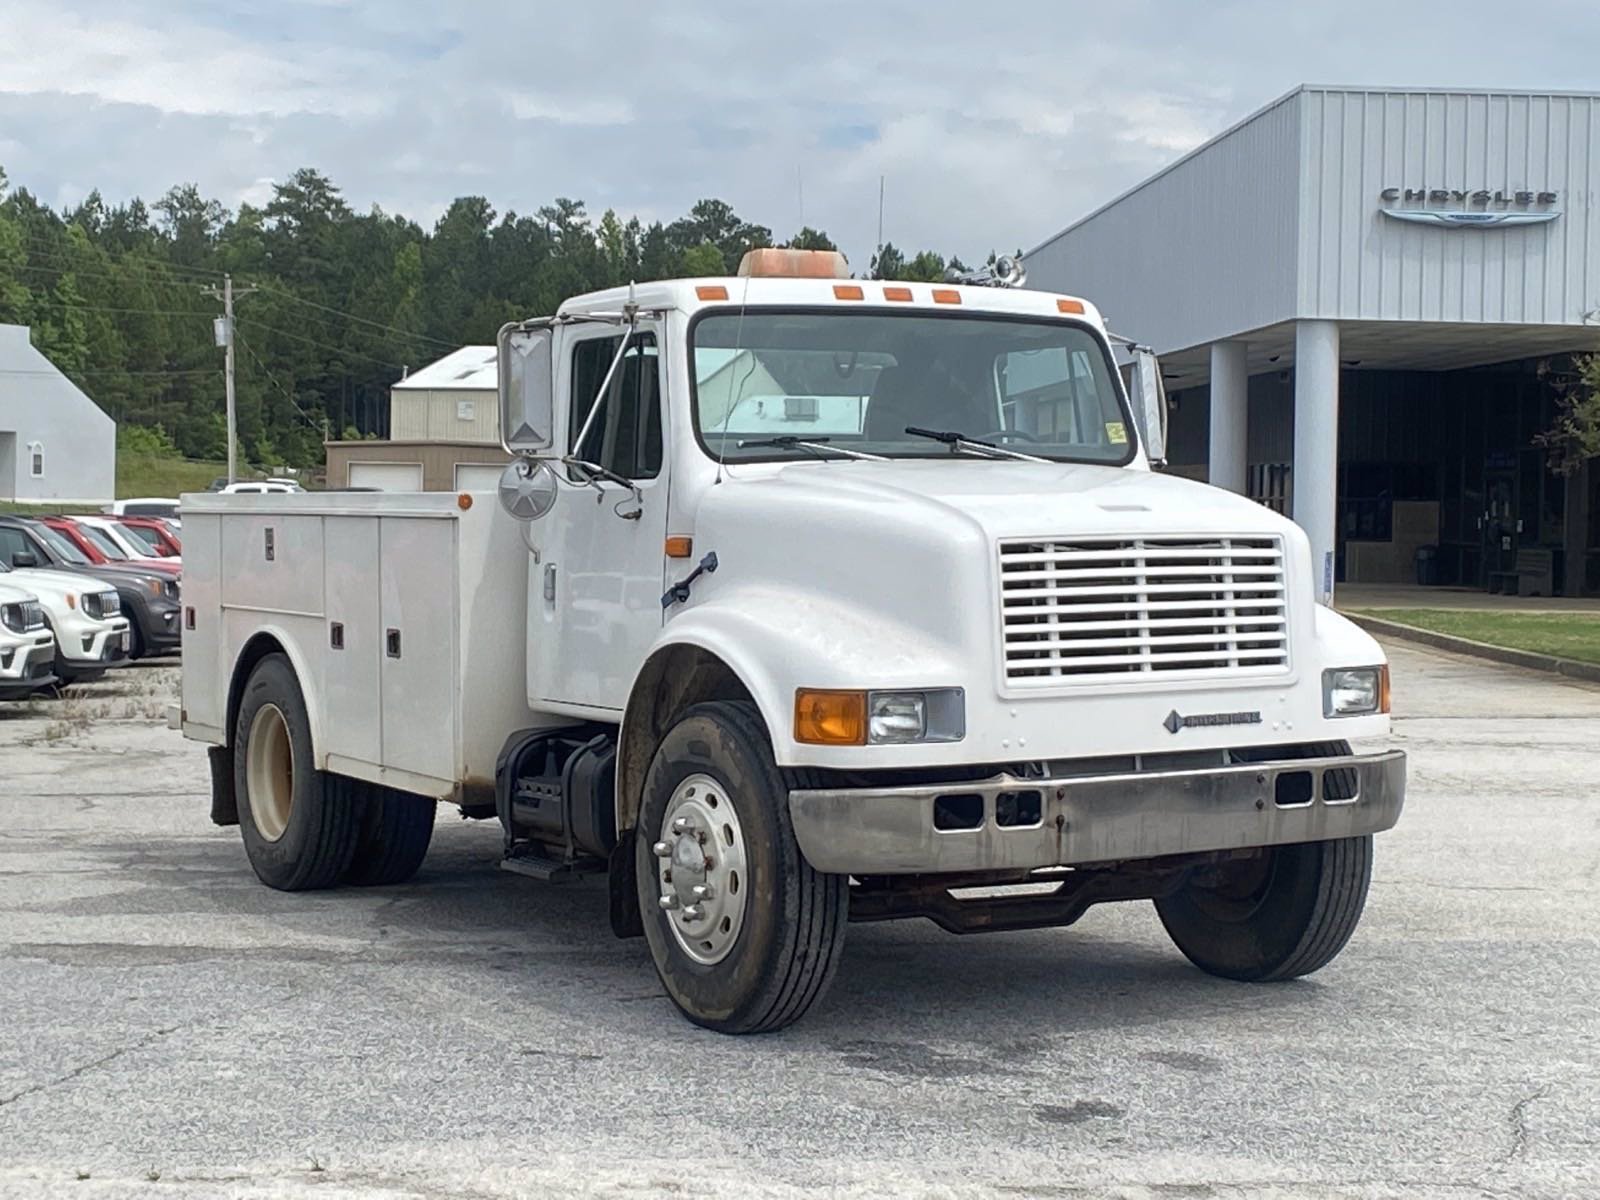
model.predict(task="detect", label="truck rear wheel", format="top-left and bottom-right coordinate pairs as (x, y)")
top-left (234, 654), bottom-right (360, 891)
top-left (635, 701), bottom-right (847, 1034)
top-left (343, 782), bottom-right (436, 886)
top-left (1155, 835), bottom-right (1373, 982)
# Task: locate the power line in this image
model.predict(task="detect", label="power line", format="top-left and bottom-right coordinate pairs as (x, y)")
top-left (16, 235), bottom-right (227, 280)
top-left (236, 331), bottom-right (326, 436)
top-left (243, 319), bottom-right (411, 369)
top-left (24, 298), bottom-right (214, 317)
top-left (244, 282), bottom-right (460, 349)
top-left (13, 247), bottom-right (460, 354)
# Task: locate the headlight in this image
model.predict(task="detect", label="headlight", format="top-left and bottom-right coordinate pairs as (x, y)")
top-left (1323, 665), bottom-right (1390, 717)
top-left (103, 591), bottom-right (121, 615)
top-left (82, 592), bottom-right (99, 620)
top-left (162, 579), bottom-right (180, 602)
top-left (795, 688), bottom-right (965, 745)
top-left (0, 603), bottom-right (22, 634)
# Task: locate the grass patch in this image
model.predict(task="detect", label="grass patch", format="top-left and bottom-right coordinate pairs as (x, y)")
top-left (1353, 608), bottom-right (1600, 666)
top-left (116, 453), bottom-right (228, 499)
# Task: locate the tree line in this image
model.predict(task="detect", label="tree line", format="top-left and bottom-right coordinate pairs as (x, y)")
top-left (0, 166), bottom-right (965, 469)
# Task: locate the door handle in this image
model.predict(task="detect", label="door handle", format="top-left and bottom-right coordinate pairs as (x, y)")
top-left (544, 562), bottom-right (557, 603)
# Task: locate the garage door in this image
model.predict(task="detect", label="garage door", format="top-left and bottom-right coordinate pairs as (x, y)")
top-left (454, 463), bottom-right (507, 492)
top-left (348, 462), bottom-right (423, 492)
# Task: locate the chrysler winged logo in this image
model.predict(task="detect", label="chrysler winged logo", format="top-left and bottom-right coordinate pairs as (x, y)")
top-left (1381, 209), bottom-right (1559, 228)
top-left (1164, 709), bottom-right (1263, 735)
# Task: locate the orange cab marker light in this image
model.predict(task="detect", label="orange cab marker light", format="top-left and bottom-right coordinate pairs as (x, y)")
top-left (931, 288), bottom-right (962, 305)
top-left (1057, 298), bottom-right (1086, 314)
top-left (794, 689), bottom-right (867, 746)
top-left (883, 286), bottom-right (914, 302)
top-left (457, 493), bottom-right (473, 511)
top-left (833, 284), bottom-right (864, 301)
top-left (696, 285), bottom-right (730, 301)
top-left (1378, 664), bottom-right (1392, 714)
top-left (665, 535), bottom-right (694, 559)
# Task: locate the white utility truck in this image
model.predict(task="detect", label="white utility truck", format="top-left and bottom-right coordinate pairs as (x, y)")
top-left (179, 250), bottom-right (1405, 1033)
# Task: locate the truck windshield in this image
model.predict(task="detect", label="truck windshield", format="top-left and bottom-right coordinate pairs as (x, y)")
top-left (691, 310), bottom-right (1134, 465)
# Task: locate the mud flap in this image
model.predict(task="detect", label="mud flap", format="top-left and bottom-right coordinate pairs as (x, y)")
top-left (608, 829), bottom-right (643, 939)
top-left (208, 744), bottom-right (238, 826)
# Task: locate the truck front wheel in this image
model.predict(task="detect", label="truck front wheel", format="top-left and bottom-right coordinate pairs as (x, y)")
top-left (635, 701), bottom-right (847, 1034)
top-left (234, 654), bottom-right (360, 891)
top-left (1155, 835), bottom-right (1373, 982)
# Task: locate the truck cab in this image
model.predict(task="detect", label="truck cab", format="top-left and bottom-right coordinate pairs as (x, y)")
top-left (182, 252), bottom-right (1404, 1033)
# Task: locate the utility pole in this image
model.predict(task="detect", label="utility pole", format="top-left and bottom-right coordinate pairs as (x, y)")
top-left (202, 274), bottom-right (258, 483)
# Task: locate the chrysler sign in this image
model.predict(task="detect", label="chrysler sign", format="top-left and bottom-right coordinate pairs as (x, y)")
top-left (1379, 187), bottom-right (1561, 228)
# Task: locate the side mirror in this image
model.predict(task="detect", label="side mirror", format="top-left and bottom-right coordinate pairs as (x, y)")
top-left (497, 322), bottom-right (555, 454)
top-left (497, 458), bottom-right (559, 523)
top-left (1131, 347), bottom-right (1168, 466)
top-left (12, 550), bottom-right (37, 568)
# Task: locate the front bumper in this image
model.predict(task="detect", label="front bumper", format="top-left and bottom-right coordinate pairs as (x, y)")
top-left (788, 750), bottom-right (1406, 875)
top-left (59, 618), bottom-right (131, 666)
top-left (0, 634), bottom-right (59, 697)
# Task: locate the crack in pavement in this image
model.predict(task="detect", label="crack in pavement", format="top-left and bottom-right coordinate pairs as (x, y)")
top-left (0, 1025), bottom-right (180, 1110)
top-left (1503, 1085), bottom-right (1550, 1164)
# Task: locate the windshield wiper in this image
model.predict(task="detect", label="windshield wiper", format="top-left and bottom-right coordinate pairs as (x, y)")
top-left (737, 435), bottom-right (888, 462)
top-left (903, 426), bottom-right (1048, 463)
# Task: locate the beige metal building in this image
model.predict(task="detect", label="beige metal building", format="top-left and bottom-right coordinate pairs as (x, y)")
top-left (324, 346), bottom-right (509, 491)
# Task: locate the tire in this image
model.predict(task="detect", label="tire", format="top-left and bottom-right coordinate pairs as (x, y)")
top-left (635, 700), bottom-right (847, 1034)
top-left (343, 782), bottom-right (436, 886)
top-left (234, 654), bottom-right (360, 891)
top-left (1155, 835), bottom-right (1373, 982)
top-left (127, 619), bottom-right (145, 661)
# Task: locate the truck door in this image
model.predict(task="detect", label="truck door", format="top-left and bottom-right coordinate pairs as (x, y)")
top-left (530, 323), bottom-right (669, 711)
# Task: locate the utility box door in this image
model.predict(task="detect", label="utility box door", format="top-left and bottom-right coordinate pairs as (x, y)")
top-left (378, 516), bottom-right (458, 779)
top-left (322, 517), bottom-right (382, 766)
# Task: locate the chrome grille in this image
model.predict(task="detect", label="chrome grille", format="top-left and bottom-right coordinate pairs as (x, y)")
top-left (999, 536), bottom-right (1290, 684)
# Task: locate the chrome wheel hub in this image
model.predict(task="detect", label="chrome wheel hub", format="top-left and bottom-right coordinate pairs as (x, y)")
top-left (653, 773), bottom-right (748, 965)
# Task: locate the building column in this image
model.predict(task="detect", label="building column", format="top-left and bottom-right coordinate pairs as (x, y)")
top-left (1294, 320), bottom-right (1340, 604)
top-left (1208, 340), bottom-right (1249, 493)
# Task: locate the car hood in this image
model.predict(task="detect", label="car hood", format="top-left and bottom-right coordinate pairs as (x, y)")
top-left (2, 567), bottom-right (118, 607)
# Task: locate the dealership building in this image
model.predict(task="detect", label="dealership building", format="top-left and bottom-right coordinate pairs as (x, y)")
top-left (1027, 85), bottom-right (1600, 598)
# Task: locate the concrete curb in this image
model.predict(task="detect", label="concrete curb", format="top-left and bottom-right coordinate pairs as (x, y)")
top-left (1345, 612), bottom-right (1600, 685)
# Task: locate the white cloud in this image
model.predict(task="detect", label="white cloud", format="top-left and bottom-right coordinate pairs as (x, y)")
top-left (2, 0), bottom-right (1598, 269)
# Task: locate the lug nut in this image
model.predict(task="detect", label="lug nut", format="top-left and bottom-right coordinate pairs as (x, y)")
top-left (652, 841), bottom-right (672, 858)
top-left (658, 894), bottom-right (680, 910)
top-left (691, 883), bottom-right (714, 900)
top-left (671, 817), bottom-right (692, 835)
top-left (682, 904), bottom-right (704, 920)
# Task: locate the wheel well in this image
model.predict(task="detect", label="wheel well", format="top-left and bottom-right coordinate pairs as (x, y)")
top-left (226, 633), bottom-right (287, 748)
top-left (616, 645), bottom-right (760, 835)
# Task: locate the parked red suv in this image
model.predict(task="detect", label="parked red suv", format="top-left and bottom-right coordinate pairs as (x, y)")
top-left (40, 516), bottom-right (183, 578)
top-left (116, 516), bottom-right (182, 559)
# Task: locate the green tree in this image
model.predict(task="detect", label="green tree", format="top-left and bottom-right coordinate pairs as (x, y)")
top-left (680, 243), bottom-right (727, 277)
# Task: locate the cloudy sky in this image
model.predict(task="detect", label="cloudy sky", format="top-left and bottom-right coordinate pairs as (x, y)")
top-left (2, 0), bottom-right (1597, 268)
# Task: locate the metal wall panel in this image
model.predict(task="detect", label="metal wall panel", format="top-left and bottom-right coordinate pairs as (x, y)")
top-left (1298, 89), bottom-right (1600, 325)
top-left (1025, 92), bottom-right (1302, 354)
top-left (389, 389), bottom-right (499, 444)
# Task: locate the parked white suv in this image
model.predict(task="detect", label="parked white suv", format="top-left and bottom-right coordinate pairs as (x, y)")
top-left (0, 562), bottom-right (131, 684)
top-left (0, 582), bottom-right (58, 697)
top-left (219, 480), bottom-right (302, 495)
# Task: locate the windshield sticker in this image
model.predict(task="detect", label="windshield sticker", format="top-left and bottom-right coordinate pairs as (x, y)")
top-left (1105, 422), bottom-right (1127, 444)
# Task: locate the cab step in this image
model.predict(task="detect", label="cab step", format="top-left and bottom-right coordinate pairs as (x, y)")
top-left (499, 844), bottom-right (606, 884)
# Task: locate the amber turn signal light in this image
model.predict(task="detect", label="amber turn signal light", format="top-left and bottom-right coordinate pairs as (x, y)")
top-left (794, 689), bottom-right (867, 745)
top-left (1378, 664), bottom-right (1392, 714)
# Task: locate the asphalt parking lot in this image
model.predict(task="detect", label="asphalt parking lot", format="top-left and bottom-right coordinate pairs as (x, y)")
top-left (1, 642), bottom-right (1597, 1199)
